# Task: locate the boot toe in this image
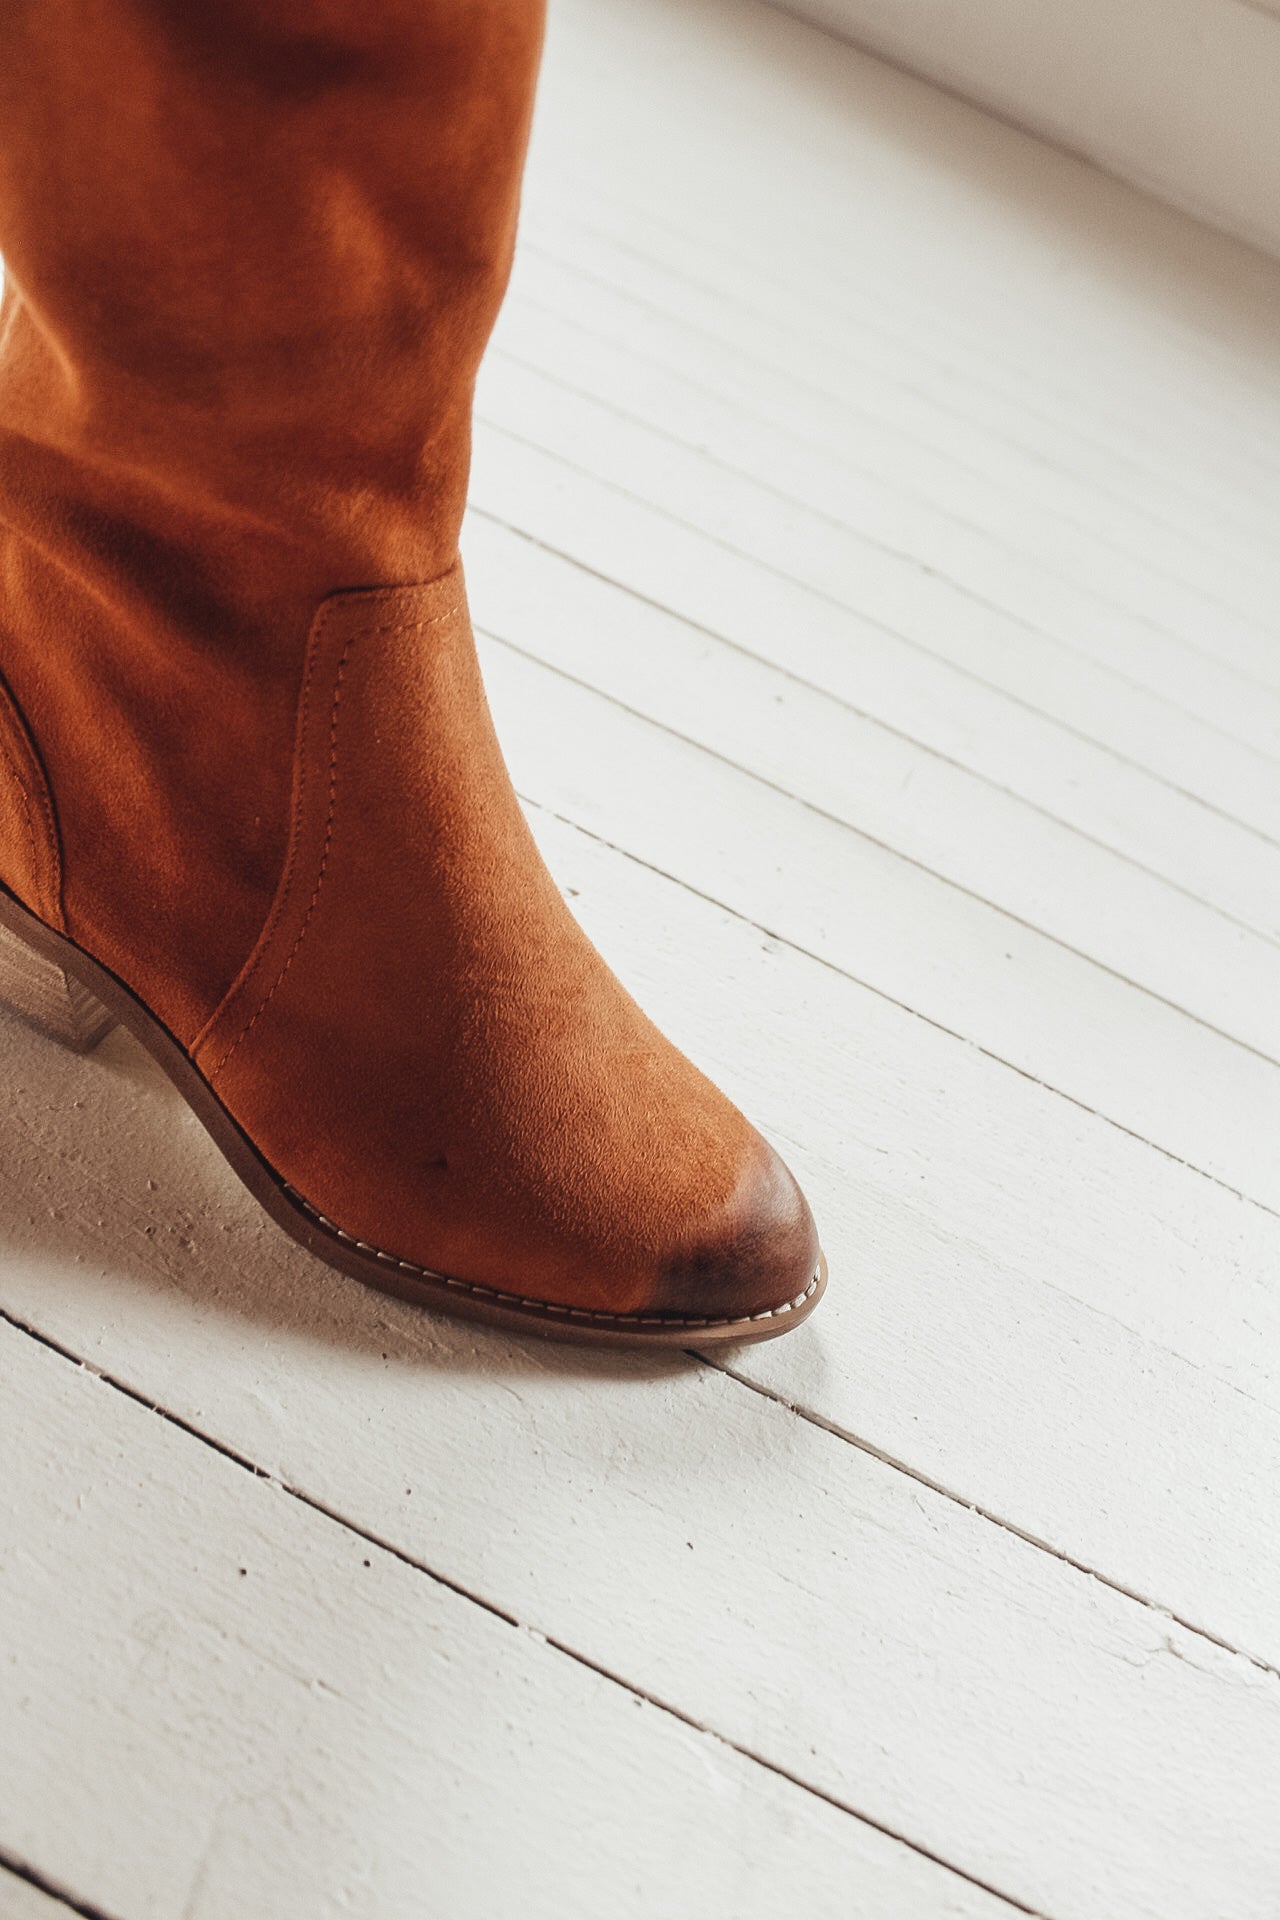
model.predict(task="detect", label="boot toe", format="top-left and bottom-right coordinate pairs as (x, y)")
top-left (648, 1135), bottom-right (823, 1328)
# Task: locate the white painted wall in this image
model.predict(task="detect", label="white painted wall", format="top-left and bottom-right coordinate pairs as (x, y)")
top-left (771, 0), bottom-right (1280, 259)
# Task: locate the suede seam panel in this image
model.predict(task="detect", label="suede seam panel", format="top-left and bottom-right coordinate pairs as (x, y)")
top-left (0, 668), bottom-right (64, 929)
top-left (193, 593), bottom-right (461, 1076)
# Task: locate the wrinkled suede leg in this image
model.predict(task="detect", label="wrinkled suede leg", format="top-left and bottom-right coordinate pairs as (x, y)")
top-left (0, 1), bottom-right (823, 1326)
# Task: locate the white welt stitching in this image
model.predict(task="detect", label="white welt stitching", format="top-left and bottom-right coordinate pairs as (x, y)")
top-left (283, 1185), bottom-right (821, 1330)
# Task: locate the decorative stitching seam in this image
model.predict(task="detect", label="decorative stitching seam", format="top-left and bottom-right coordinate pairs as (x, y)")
top-left (208, 635), bottom-right (354, 1078)
top-left (0, 732), bottom-right (46, 919)
top-left (190, 598), bottom-right (351, 1062)
top-left (28, 772), bottom-right (63, 925)
top-left (199, 598), bottom-right (463, 1073)
top-left (284, 1184), bottom-right (822, 1328)
top-left (191, 606), bottom-right (335, 1061)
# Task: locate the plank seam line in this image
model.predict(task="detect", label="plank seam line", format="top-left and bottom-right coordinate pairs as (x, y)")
top-left (513, 219), bottom-right (1280, 698)
top-left (484, 623), bottom-right (1280, 1076)
top-left (481, 613), bottom-right (1280, 1067)
top-left (702, 1355), bottom-right (1280, 1683)
top-left (522, 191), bottom-right (1280, 580)
top-left (493, 329), bottom-right (1280, 737)
top-left (0, 1848), bottom-right (121, 1920)
top-left (506, 243), bottom-right (1279, 625)
top-left (524, 191), bottom-right (1280, 590)
top-left (0, 1303), bottom-right (1049, 1920)
top-left (532, 181), bottom-right (1280, 471)
top-left (500, 276), bottom-right (1280, 686)
top-left (522, 201), bottom-right (1280, 591)
top-left (473, 508), bottom-right (1280, 947)
top-left (514, 791), bottom-right (1280, 1224)
top-left (475, 414), bottom-right (1280, 840)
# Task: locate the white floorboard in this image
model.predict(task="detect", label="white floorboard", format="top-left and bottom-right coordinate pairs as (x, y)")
top-left (0, 1870), bottom-right (78, 1920)
top-left (4, 0), bottom-right (1279, 1915)
top-left (537, 1), bottom-right (1280, 576)
top-left (3, 1325), bottom-right (1004, 1920)
top-left (509, 195), bottom-right (1280, 620)
top-left (479, 330), bottom-right (1280, 765)
top-left (495, 259), bottom-right (1280, 705)
top-left (468, 416), bottom-right (1280, 886)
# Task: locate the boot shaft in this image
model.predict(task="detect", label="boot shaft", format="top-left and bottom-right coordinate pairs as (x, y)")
top-left (0, 0), bottom-right (546, 1039)
top-left (0, 0), bottom-right (545, 579)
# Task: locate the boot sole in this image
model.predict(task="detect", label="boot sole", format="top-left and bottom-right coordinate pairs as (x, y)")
top-left (0, 884), bottom-right (826, 1348)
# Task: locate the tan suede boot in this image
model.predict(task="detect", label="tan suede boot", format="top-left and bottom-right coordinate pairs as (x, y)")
top-left (0, 0), bottom-right (824, 1343)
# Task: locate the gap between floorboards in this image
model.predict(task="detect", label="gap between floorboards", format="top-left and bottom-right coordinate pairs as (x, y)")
top-left (0, 1304), bottom-right (1048, 1920)
top-left (475, 413), bottom-right (1280, 844)
top-left (480, 612), bottom-right (1280, 1069)
top-left (474, 505), bottom-right (1280, 941)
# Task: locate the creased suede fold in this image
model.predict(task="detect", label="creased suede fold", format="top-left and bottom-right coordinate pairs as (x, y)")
top-left (0, 0), bottom-right (546, 1039)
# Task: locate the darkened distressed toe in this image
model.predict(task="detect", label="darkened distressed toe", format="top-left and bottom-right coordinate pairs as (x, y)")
top-left (648, 1135), bottom-right (822, 1324)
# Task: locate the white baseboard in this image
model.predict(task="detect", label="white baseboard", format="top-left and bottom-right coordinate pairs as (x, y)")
top-left (772, 0), bottom-right (1280, 259)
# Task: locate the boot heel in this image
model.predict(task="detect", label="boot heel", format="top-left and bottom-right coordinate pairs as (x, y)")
top-left (0, 917), bottom-right (117, 1052)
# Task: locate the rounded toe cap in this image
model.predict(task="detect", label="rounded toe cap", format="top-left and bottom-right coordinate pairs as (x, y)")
top-left (648, 1135), bottom-right (823, 1331)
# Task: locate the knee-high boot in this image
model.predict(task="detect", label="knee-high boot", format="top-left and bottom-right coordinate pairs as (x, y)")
top-left (0, 0), bottom-right (823, 1341)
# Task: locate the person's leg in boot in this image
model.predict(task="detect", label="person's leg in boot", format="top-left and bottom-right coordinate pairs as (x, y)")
top-left (0, 0), bottom-right (824, 1342)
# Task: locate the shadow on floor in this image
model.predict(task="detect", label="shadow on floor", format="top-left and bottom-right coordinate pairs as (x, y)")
top-left (0, 1008), bottom-right (698, 1386)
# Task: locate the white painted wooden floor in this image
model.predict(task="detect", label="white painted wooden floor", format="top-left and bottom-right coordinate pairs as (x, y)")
top-left (3, 1), bottom-right (1280, 1915)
